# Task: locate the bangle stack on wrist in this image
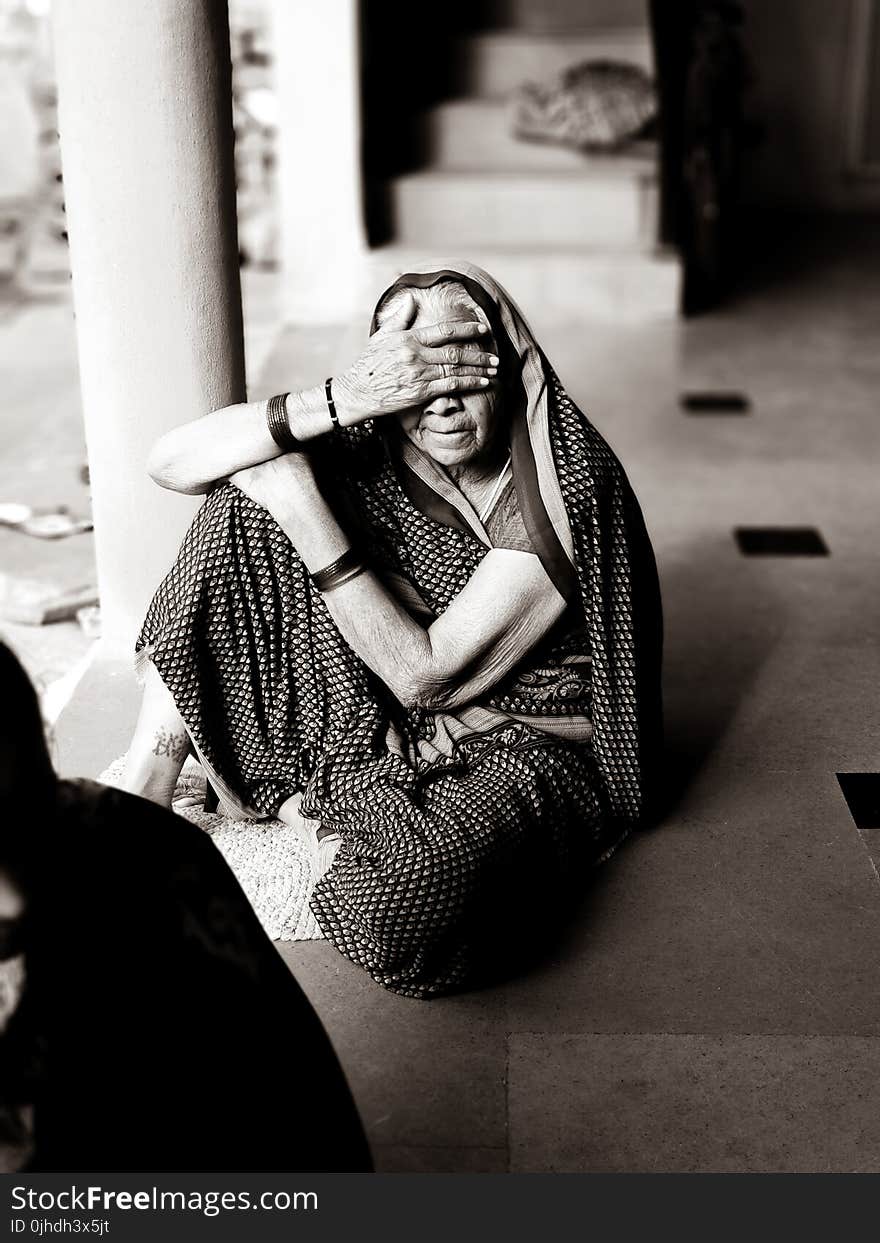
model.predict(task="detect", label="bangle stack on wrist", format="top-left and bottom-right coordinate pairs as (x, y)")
top-left (268, 382), bottom-right (340, 447)
top-left (266, 392), bottom-right (300, 453)
top-left (310, 548), bottom-right (367, 594)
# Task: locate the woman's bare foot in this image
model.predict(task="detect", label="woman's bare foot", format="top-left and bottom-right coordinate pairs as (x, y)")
top-left (277, 793), bottom-right (341, 878)
top-left (120, 662), bottom-right (193, 807)
top-left (276, 791), bottom-right (311, 830)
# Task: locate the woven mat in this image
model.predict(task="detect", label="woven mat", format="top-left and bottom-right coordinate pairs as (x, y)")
top-left (97, 756), bottom-right (324, 942)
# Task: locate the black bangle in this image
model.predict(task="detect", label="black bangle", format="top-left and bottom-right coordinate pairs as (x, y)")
top-left (310, 548), bottom-right (366, 593)
top-left (266, 392), bottom-right (300, 453)
top-left (325, 377), bottom-right (340, 430)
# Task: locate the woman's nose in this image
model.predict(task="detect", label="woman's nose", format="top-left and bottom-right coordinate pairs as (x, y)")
top-left (422, 394), bottom-right (463, 416)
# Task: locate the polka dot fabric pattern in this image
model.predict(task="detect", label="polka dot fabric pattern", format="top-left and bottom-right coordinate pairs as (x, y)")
top-left (138, 482), bottom-right (385, 818)
top-left (308, 718), bottom-right (604, 996)
top-left (332, 428), bottom-right (489, 619)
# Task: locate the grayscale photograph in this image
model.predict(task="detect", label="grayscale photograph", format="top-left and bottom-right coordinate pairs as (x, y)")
top-left (1, 0), bottom-right (879, 1217)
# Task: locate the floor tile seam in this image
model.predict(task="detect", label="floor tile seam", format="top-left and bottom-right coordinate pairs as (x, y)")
top-left (855, 828), bottom-right (880, 888)
top-left (690, 753), bottom-right (880, 776)
top-left (630, 817), bottom-right (880, 896)
top-left (658, 763), bottom-right (858, 786)
top-left (504, 1032), bottom-right (512, 1174)
top-left (370, 1143), bottom-right (508, 1152)
top-left (674, 761), bottom-right (879, 771)
top-left (504, 1029), bottom-right (880, 1040)
top-left (508, 1160), bottom-right (880, 1175)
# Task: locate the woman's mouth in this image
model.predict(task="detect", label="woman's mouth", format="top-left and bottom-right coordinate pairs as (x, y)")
top-left (424, 425), bottom-right (471, 438)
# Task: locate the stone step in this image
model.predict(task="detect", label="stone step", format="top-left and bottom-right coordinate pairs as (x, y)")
top-left (362, 245), bottom-right (681, 323)
top-left (455, 27), bottom-right (654, 98)
top-left (389, 168), bottom-right (657, 250)
top-left (502, 0), bottom-right (649, 31)
top-left (421, 97), bottom-right (657, 172)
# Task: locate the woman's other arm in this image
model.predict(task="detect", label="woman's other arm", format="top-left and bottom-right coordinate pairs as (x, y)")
top-left (234, 456), bottom-right (566, 712)
top-left (330, 548), bottom-right (566, 711)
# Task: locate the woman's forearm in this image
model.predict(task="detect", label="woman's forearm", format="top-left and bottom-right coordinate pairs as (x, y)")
top-left (266, 482), bottom-right (443, 707)
top-left (255, 469), bottom-right (561, 714)
top-left (146, 386), bottom-right (338, 494)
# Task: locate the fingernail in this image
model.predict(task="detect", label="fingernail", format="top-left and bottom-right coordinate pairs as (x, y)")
top-left (479, 378), bottom-right (489, 386)
top-left (489, 355), bottom-right (500, 366)
top-left (487, 367), bottom-right (498, 376)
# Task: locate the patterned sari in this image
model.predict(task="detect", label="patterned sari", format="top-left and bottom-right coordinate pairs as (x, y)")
top-left (137, 262), bottom-right (663, 998)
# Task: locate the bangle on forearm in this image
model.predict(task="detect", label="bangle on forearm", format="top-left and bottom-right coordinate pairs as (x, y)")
top-left (266, 392), bottom-right (301, 453)
top-left (324, 378), bottom-right (340, 431)
top-left (310, 548), bottom-right (367, 593)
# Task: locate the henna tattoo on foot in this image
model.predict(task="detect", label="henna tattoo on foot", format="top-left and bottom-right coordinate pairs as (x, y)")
top-left (151, 728), bottom-right (189, 763)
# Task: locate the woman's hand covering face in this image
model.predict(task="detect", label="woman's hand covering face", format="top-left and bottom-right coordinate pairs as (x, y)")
top-left (332, 290), bottom-right (500, 423)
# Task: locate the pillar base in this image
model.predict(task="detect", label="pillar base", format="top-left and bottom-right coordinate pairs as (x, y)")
top-left (53, 639), bottom-right (141, 781)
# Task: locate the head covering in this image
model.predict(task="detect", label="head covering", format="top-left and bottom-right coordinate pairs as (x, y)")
top-left (368, 260), bottom-right (664, 827)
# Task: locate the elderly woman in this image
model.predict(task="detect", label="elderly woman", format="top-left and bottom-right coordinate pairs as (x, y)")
top-left (124, 261), bottom-right (663, 998)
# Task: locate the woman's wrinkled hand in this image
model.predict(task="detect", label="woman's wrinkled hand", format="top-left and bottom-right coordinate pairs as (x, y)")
top-left (331, 290), bottom-right (500, 423)
top-left (230, 452), bottom-right (318, 513)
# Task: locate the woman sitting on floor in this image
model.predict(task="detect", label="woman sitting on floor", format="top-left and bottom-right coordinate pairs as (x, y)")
top-left (124, 261), bottom-right (663, 999)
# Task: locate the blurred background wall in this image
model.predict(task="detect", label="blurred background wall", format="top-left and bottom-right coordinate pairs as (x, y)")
top-left (740, 0), bottom-right (880, 211)
top-left (3, 0), bottom-right (879, 293)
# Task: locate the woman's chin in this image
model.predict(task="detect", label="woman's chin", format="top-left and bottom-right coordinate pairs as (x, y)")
top-left (421, 434), bottom-right (479, 467)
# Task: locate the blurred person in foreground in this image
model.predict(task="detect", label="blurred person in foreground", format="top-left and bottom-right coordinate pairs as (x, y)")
top-left (0, 642), bottom-right (370, 1173)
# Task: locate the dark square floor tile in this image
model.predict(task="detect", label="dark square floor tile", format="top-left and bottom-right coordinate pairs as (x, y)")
top-left (735, 526), bottom-right (829, 556)
top-left (837, 773), bottom-right (880, 830)
top-left (681, 390), bottom-right (751, 414)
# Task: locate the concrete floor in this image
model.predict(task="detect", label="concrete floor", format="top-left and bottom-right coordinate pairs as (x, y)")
top-left (0, 272), bottom-right (95, 699)
top-left (16, 220), bottom-right (880, 1172)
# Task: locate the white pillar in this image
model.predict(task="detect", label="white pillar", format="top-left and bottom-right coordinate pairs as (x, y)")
top-left (51, 0), bottom-right (246, 648)
top-left (271, 0), bottom-right (367, 323)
